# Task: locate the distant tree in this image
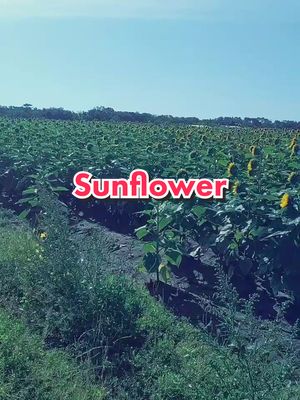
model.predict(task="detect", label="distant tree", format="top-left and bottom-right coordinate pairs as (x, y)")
top-left (0, 104), bottom-right (299, 128)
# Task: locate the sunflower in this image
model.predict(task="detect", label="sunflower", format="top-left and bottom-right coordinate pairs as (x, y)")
top-left (288, 172), bottom-right (297, 184)
top-left (227, 162), bottom-right (237, 177)
top-left (39, 232), bottom-right (48, 240)
top-left (250, 145), bottom-right (258, 156)
top-left (280, 193), bottom-right (290, 209)
top-left (232, 180), bottom-right (240, 195)
top-left (291, 144), bottom-right (299, 156)
top-left (247, 159), bottom-right (256, 176)
top-left (189, 150), bottom-right (197, 160)
top-left (289, 137), bottom-right (297, 149)
top-left (176, 168), bottom-right (188, 179)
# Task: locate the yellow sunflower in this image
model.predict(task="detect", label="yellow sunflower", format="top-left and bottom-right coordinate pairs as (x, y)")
top-left (227, 162), bottom-right (237, 177)
top-left (280, 193), bottom-right (290, 209)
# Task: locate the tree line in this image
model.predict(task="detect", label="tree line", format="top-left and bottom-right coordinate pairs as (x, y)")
top-left (0, 104), bottom-right (299, 129)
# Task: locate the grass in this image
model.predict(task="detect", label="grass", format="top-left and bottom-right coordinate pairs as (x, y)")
top-left (0, 309), bottom-right (105, 400)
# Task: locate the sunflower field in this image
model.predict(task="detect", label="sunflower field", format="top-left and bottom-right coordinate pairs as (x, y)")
top-left (0, 117), bottom-right (299, 315)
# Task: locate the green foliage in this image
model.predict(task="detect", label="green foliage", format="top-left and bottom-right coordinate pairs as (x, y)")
top-left (136, 201), bottom-right (185, 281)
top-left (1, 118), bottom-right (299, 300)
top-left (0, 200), bottom-right (299, 399)
top-left (0, 209), bottom-right (40, 306)
top-left (0, 310), bottom-right (105, 400)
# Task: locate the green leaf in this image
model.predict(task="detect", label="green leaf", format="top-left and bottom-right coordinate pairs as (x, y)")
top-left (234, 230), bottom-right (243, 242)
top-left (159, 263), bottom-right (171, 282)
top-left (158, 216), bottom-right (172, 231)
top-left (250, 227), bottom-right (269, 238)
top-left (22, 188), bottom-right (38, 195)
top-left (192, 205), bottom-right (206, 219)
top-left (262, 230), bottom-right (290, 240)
top-left (143, 242), bottom-right (156, 254)
top-left (143, 253), bottom-right (160, 273)
top-left (165, 249), bottom-right (182, 267)
top-left (165, 230), bottom-right (175, 239)
top-left (52, 186), bottom-right (69, 192)
top-left (19, 209), bottom-right (31, 220)
top-left (16, 197), bottom-right (36, 205)
top-left (138, 264), bottom-right (147, 273)
top-left (135, 225), bottom-right (149, 240)
top-left (29, 199), bottom-right (39, 207)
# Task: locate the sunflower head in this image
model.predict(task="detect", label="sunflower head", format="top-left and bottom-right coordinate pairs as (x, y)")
top-left (39, 232), bottom-right (48, 240)
top-left (227, 162), bottom-right (237, 177)
top-left (189, 150), bottom-right (197, 160)
top-left (250, 145), bottom-right (259, 156)
top-left (86, 142), bottom-right (94, 151)
top-left (247, 159), bottom-right (256, 176)
top-left (232, 180), bottom-right (240, 195)
top-left (288, 172), bottom-right (297, 184)
top-left (280, 193), bottom-right (290, 209)
top-left (176, 168), bottom-right (189, 180)
top-left (291, 144), bottom-right (299, 156)
top-left (289, 137), bottom-right (297, 149)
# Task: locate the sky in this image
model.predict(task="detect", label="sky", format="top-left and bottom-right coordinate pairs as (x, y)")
top-left (0, 0), bottom-right (300, 120)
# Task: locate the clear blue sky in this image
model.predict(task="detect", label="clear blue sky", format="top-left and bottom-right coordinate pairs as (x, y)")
top-left (0, 0), bottom-right (300, 120)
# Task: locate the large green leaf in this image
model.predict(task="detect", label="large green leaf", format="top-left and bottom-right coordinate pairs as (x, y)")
top-left (165, 249), bottom-right (182, 267)
top-left (135, 226), bottom-right (149, 240)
